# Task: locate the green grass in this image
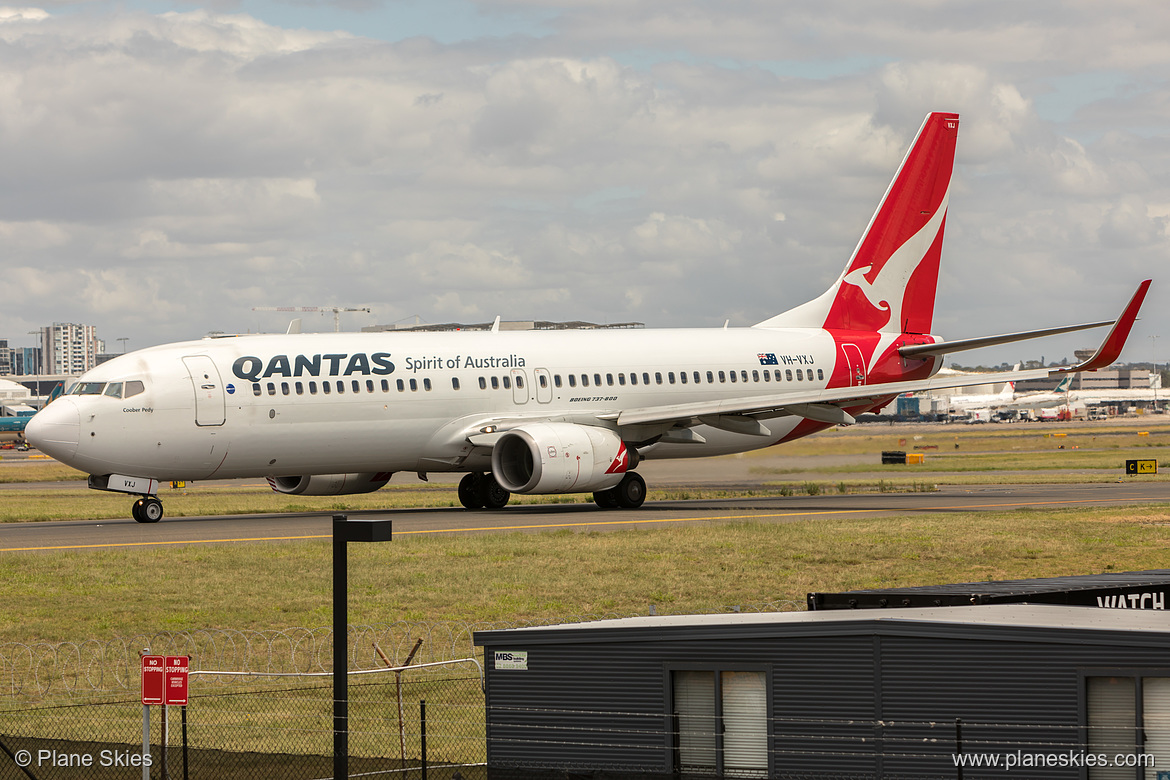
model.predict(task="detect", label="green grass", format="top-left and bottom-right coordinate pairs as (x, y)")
top-left (744, 420), bottom-right (1170, 458)
top-left (2, 417), bottom-right (1168, 644)
top-left (4, 506), bottom-right (1170, 647)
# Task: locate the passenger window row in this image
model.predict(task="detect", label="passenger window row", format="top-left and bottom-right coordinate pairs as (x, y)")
top-left (553, 367), bottom-right (823, 388)
top-left (249, 367), bottom-right (824, 397)
top-left (251, 378), bottom-right (436, 397)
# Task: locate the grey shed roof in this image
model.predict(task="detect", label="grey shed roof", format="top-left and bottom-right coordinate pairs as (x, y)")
top-left (473, 604), bottom-right (1170, 649)
top-left (808, 569), bottom-right (1170, 609)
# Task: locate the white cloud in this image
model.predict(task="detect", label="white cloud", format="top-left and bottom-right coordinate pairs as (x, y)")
top-left (0, 1), bottom-right (1165, 359)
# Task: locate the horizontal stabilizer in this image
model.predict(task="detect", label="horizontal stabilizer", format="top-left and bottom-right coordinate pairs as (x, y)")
top-left (899, 319), bottom-right (1112, 360)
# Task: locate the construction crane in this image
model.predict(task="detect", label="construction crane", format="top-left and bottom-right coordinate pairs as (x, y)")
top-left (252, 306), bottom-right (372, 332)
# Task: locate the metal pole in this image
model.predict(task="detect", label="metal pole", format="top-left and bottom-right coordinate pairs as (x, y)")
top-left (140, 647), bottom-right (151, 780)
top-left (1153, 335), bottom-right (1160, 410)
top-left (331, 515), bottom-right (391, 780)
top-left (334, 514), bottom-right (348, 780)
top-left (955, 717), bottom-right (963, 780)
top-left (142, 705), bottom-right (150, 780)
top-left (162, 705), bottom-right (169, 780)
top-left (376, 638), bottom-right (423, 763)
top-left (182, 706), bottom-right (189, 780)
top-left (420, 699), bottom-right (427, 780)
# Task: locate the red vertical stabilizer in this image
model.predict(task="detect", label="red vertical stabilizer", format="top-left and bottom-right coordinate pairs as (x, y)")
top-left (757, 112), bottom-right (959, 335)
top-left (823, 112), bottom-right (958, 334)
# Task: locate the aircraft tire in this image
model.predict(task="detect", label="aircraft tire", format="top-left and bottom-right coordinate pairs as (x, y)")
top-left (458, 473), bottom-right (485, 509)
top-left (614, 472), bottom-right (646, 509)
top-left (593, 489), bottom-right (619, 509)
top-left (479, 474), bottom-right (511, 510)
top-left (134, 497), bottom-right (164, 523)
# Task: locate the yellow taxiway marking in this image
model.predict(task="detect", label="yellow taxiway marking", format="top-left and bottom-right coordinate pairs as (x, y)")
top-left (0, 511), bottom-right (870, 552)
top-left (2, 535), bottom-right (333, 552)
top-left (2, 495), bottom-right (1161, 552)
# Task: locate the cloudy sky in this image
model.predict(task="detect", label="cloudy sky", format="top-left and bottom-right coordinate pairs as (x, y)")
top-left (0, 0), bottom-right (1166, 367)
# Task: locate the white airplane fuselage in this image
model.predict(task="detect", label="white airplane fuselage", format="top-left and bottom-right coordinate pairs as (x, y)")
top-left (25, 112), bottom-right (1153, 522)
top-left (35, 327), bottom-right (864, 482)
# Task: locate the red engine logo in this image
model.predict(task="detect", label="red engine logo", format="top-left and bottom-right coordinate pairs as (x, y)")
top-left (604, 443), bottom-right (629, 475)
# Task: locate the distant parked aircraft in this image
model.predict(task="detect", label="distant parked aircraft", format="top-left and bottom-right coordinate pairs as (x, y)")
top-left (0, 414), bottom-right (33, 442)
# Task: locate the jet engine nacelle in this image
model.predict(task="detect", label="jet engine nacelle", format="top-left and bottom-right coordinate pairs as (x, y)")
top-left (492, 422), bottom-right (630, 494)
top-left (268, 472), bottom-right (392, 496)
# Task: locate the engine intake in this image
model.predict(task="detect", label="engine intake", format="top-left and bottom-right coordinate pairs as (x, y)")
top-left (492, 423), bottom-right (629, 494)
top-left (268, 472), bottom-right (392, 496)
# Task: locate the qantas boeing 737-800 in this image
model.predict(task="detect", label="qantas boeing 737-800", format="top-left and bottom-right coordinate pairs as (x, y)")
top-left (25, 112), bottom-right (1152, 522)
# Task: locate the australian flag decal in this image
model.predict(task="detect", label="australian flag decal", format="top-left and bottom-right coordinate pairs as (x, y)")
top-left (758, 353), bottom-right (778, 365)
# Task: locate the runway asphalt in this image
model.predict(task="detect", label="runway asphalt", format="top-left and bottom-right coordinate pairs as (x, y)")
top-left (4, 480), bottom-right (1168, 553)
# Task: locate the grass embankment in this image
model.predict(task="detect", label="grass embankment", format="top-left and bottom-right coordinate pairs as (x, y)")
top-left (3, 506), bottom-right (1170, 645)
top-left (749, 421), bottom-right (1170, 479)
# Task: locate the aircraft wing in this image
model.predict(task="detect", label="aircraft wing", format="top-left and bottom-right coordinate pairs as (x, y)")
top-left (608, 367), bottom-right (1055, 431)
top-left (610, 279), bottom-right (1151, 433)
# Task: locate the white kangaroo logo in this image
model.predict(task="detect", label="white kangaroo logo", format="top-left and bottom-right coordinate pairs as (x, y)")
top-left (840, 188), bottom-right (949, 332)
top-left (842, 265), bottom-right (891, 314)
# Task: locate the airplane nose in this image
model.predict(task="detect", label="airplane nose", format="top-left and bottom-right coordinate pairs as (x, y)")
top-left (25, 398), bottom-right (80, 462)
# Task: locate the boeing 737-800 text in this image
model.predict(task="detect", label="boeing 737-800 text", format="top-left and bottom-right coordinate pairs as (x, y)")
top-left (26, 112), bottom-right (1152, 522)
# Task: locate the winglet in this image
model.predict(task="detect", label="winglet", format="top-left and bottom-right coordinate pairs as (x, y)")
top-left (1060, 280), bottom-right (1151, 373)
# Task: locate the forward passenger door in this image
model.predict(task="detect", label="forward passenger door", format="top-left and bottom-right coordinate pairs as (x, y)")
top-left (182, 355), bottom-right (226, 427)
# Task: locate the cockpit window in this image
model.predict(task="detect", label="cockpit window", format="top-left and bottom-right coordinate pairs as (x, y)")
top-left (68, 379), bottom-right (145, 398)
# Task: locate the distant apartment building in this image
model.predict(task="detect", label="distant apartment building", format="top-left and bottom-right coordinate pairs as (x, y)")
top-left (15, 346), bottom-right (41, 375)
top-left (40, 323), bottom-right (104, 375)
top-left (0, 341), bottom-right (38, 376)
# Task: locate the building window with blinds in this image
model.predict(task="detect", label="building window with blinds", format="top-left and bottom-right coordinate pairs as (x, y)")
top-left (1086, 674), bottom-right (1168, 780)
top-left (672, 669), bottom-right (768, 777)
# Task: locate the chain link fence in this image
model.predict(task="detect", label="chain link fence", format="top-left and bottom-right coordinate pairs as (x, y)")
top-left (2, 670), bottom-right (485, 780)
top-left (2, 608), bottom-right (806, 780)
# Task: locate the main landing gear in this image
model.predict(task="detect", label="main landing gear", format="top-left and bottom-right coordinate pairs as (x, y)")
top-left (458, 472), bottom-right (511, 510)
top-left (456, 471), bottom-right (647, 510)
top-left (593, 472), bottom-right (646, 510)
top-left (131, 496), bottom-right (164, 523)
